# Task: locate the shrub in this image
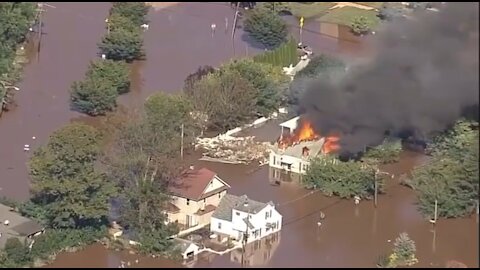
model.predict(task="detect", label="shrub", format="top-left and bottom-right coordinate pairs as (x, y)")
top-left (363, 139), bottom-right (402, 164)
top-left (31, 228), bottom-right (106, 259)
top-left (350, 16), bottom-right (371, 35)
top-left (391, 232), bottom-right (417, 266)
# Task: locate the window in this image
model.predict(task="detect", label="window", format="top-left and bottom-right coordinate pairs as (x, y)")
top-left (273, 156), bottom-right (276, 165)
top-left (236, 211), bottom-right (240, 216)
top-left (270, 210), bottom-right (272, 217)
top-left (248, 215), bottom-right (252, 219)
top-left (265, 211), bottom-right (269, 219)
top-left (203, 198), bottom-right (206, 203)
top-left (218, 222), bottom-right (222, 230)
top-left (218, 192), bottom-right (221, 198)
top-left (187, 199), bottom-right (190, 205)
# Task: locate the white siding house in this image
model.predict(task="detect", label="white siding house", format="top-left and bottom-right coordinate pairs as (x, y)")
top-left (269, 139), bottom-right (325, 174)
top-left (210, 194), bottom-right (282, 244)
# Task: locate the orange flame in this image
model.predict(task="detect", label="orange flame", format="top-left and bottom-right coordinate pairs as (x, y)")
top-left (278, 118), bottom-right (341, 154)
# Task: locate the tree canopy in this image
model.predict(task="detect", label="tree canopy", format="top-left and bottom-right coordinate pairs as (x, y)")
top-left (110, 2), bottom-right (150, 26)
top-left (98, 27), bottom-right (145, 62)
top-left (70, 59), bottom-right (130, 116)
top-left (409, 120), bottom-right (479, 218)
top-left (244, 7), bottom-right (288, 49)
top-left (303, 156), bottom-right (382, 199)
top-left (186, 69), bottom-right (258, 132)
top-left (28, 123), bottom-right (116, 228)
top-left (222, 59), bottom-right (289, 117)
top-left (103, 93), bottom-right (195, 253)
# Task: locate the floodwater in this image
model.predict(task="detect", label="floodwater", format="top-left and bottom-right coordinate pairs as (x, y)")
top-left (0, 2), bottom-right (477, 268)
top-left (48, 135), bottom-right (479, 268)
top-left (0, 2), bottom-right (367, 201)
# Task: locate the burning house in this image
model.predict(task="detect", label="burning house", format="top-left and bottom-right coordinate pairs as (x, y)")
top-left (268, 116), bottom-right (340, 175)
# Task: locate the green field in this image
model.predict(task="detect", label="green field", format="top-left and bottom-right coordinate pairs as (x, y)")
top-left (318, 6), bottom-right (381, 28)
top-left (285, 2), bottom-right (336, 19)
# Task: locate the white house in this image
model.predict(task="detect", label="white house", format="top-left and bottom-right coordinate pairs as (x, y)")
top-left (269, 139), bottom-right (325, 174)
top-left (269, 116), bottom-right (326, 175)
top-left (210, 194), bottom-right (282, 244)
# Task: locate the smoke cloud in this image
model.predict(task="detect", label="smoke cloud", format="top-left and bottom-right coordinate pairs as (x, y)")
top-left (300, 3), bottom-right (479, 154)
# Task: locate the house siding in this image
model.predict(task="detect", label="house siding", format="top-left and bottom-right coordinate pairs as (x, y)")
top-left (168, 190), bottom-right (228, 227)
top-left (211, 204), bottom-right (282, 243)
top-left (269, 151), bottom-right (310, 174)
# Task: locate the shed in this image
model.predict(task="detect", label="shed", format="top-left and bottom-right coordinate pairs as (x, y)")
top-left (173, 238), bottom-right (200, 260)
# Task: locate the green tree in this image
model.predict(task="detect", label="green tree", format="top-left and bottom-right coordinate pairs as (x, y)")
top-left (244, 8), bottom-right (288, 49)
top-left (183, 65), bottom-right (215, 96)
top-left (294, 54), bottom-right (345, 79)
top-left (107, 13), bottom-right (140, 33)
top-left (363, 139), bottom-right (402, 164)
top-left (4, 238), bottom-right (31, 266)
top-left (391, 232), bottom-right (417, 266)
top-left (409, 120), bottom-right (479, 218)
top-left (110, 2), bottom-right (150, 26)
top-left (304, 156), bottom-right (382, 199)
top-left (85, 59), bottom-right (131, 94)
top-left (28, 123), bottom-right (116, 228)
top-left (70, 77), bottom-right (119, 116)
top-left (222, 59), bottom-right (289, 116)
top-left (0, 2), bottom-right (36, 113)
top-left (350, 16), bottom-right (371, 35)
top-left (103, 94), bottom-right (196, 252)
top-left (186, 69), bottom-right (258, 131)
top-left (258, 2), bottom-right (291, 14)
top-left (98, 27), bottom-right (145, 62)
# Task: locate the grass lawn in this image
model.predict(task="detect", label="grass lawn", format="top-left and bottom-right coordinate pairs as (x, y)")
top-left (285, 2), bottom-right (336, 19)
top-left (318, 6), bottom-right (381, 28)
top-left (352, 2), bottom-right (384, 9)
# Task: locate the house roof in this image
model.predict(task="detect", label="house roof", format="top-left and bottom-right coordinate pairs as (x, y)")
top-left (194, 204), bottom-right (216, 216)
top-left (173, 238), bottom-right (198, 254)
top-left (0, 204), bottom-right (44, 249)
top-left (168, 168), bottom-right (230, 201)
top-left (279, 116), bottom-right (300, 131)
top-left (212, 194), bottom-right (272, 222)
top-left (271, 138), bottom-right (325, 159)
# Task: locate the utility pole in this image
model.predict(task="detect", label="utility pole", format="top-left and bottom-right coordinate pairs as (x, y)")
top-left (180, 123), bottom-right (184, 160)
top-left (231, 1), bottom-right (240, 57)
top-left (241, 211), bottom-right (250, 267)
top-left (433, 199), bottom-right (438, 226)
top-left (374, 174), bottom-right (378, 208)
top-left (231, 2), bottom-right (240, 40)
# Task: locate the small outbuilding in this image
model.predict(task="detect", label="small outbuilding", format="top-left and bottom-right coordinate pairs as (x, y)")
top-left (173, 238), bottom-right (201, 260)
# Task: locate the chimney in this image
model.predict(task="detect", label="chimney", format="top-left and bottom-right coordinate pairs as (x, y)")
top-left (302, 147), bottom-right (310, 157)
top-left (189, 165), bottom-right (194, 170)
top-left (4, 220), bottom-right (10, 226)
top-left (243, 199), bottom-right (249, 207)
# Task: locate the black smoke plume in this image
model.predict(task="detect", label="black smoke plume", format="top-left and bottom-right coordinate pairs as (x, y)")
top-left (300, 3), bottom-right (479, 155)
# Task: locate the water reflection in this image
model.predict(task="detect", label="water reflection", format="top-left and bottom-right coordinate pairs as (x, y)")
top-left (230, 232), bottom-right (281, 267)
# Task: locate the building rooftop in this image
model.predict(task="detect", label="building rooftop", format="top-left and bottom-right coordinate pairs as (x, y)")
top-left (173, 238), bottom-right (199, 254)
top-left (0, 203), bottom-right (44, 249)
top-left (212, 194), bottom-right (274, 222)
top-left (279, 116), bottom-right (300, 132)
top-left (270, 138), bottom-right (325, 159)
top-left (168, 167), bottom-right (230, 201)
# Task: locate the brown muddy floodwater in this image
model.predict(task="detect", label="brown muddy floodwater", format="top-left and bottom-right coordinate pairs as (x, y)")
top-left (0, 2), bottom-right (477, 269)
top-left (49, 131), bottom-right (479, 268)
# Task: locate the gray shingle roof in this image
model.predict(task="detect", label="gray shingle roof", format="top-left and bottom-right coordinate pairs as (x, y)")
top-left (212, 194), bottom-right (268, 222)
top-left (271, 138), bottom-right (325, 159)
top-left (173, 238), bottom-right (198, 253)
top-left (0, 204), bottom-right (44, 249)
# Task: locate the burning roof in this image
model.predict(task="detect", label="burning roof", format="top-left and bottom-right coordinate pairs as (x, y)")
top-left (276, 117), bottom-right (340, 155)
